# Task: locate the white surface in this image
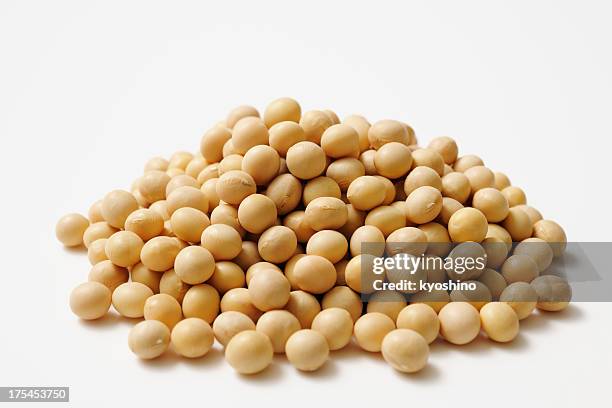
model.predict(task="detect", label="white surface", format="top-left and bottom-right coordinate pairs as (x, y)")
top-left (1, 1), bottom-right (611, 407)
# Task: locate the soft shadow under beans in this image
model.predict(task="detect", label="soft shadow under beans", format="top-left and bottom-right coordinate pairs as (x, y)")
top-left (62, 244), bottom-right (87, 254)
top-left (537, 304), bottom-right (583, 322)
top-left (518, 311), bottom-right (551, 332)
top-left (179, 345), bottom-right (225, 369)
top-left (390, 362), bottom-right (441, 382)
top-left (235, 359), bottom-right (284, 383)
top-left (78, 312), bottom-right (140, 330)
top-left (295, 358), bottom-right (340, 380)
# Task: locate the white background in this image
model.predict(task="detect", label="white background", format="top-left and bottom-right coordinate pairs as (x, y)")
top-left (1, 0), bottom-right (611, 407)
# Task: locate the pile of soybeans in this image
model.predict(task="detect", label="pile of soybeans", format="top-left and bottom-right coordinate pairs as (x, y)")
top-left (55, 97), bottom-right (571, 375)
